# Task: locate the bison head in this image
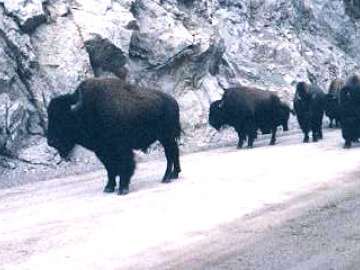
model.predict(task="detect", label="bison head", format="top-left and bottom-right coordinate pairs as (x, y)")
top-left (209, 100), bottom-right (226, 131)
top-left (295, 82), bottom-right (311, 101)
top-left (47, 94), bottom-right (79, 159)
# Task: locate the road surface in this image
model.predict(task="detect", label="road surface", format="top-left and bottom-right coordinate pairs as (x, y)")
top-left (2, 129), bottom-right (360, 269)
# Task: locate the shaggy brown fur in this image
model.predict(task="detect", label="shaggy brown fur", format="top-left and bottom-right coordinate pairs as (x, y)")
top-left (209, 86), bottom-right (289, 148)
top-left (47, 78), bottom-right (181, 195)
top-left (293, 82), bottom-right (326, 143)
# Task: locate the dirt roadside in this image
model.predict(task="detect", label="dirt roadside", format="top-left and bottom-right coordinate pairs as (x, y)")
top-left (2, 129), bottom-right (360, 270)
top-left (0, 128), bottom-right (301, 190)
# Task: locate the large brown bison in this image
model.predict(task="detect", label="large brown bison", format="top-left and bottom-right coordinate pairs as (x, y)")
top-left (325, 78), bottom-right (344, 128)
top-left (293, 82), bottom-right (326, 143)
top-left (339, 74), bottom-right (360, 148)
top-left (209, 86), bottom-right (290, 148)
top-left (47, 78), bottom-right (181, 195)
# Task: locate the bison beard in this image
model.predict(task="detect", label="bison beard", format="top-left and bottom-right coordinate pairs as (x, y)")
top-left (293, 82), bottom-right (325, 143)
top-left (209, 87), bottom-right (289, 149)
top-left (47, 78), bottom-right (181, 195)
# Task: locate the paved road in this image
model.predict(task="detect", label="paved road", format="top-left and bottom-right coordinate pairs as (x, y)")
top-left (2, 129), bottom-right (360, 270)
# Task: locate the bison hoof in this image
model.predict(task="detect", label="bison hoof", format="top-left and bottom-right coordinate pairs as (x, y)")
top-left (104, 186), bottom-right (115, 193)
top-left (344, 142), bottom-right (352, 149)
top-left (118, 188), bottom-right (129, 195)
top-left (303, 138), bottom-right (309, 143)
top-left (171, 171), bottom-right (179, 179)
top-left (162, 178), bottom-right (172, 184)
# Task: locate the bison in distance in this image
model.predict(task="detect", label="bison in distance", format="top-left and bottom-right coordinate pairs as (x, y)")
top-left (209, 87), bottom-right (291, 149)
top-left (47, 78), bottom-right (181, 195)
top-left (293, 82), bottom-right (326, 143)
top-left (339, 74), bottom-right (360, 148)
top-left (325, 79), bottom-right (344, 128)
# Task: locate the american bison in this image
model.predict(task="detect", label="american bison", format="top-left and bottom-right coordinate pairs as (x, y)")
top-left (209, 86), bottom-right (290, 148)
top-left (339, 74), bottom-right (360, 148)
top-left (293, 82), bottom-right (326, 143)
top-left (325, 78), bottom-right (344, 128)
top-left (47, 78), bottom-right (181, 195)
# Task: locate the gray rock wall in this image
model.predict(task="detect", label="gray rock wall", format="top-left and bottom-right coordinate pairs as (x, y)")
top-left (0, 0), bottom-right (360, 165)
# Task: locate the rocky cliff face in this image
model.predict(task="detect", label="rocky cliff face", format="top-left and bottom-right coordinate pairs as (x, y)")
top-left (0, 0), bottom-right (360, 167)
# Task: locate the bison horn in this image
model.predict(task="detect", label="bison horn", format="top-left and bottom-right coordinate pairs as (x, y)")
top-left (70, 89), bottom-right (83, 112)
top-left (219, 100), bottom-right (224, 108)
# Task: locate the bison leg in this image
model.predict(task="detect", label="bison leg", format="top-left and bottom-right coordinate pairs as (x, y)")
top-left (282, 123), bottom-right (289, 132)
top-left (247, 129), bottom-right (257, 148)
top-left (104, 171), bottom-right (116, 193)
top-left (318, 128), bottom-right (323, 139)
top-left (344, 140), bottom-right (352, 149)
top-left (312, 125), bottom-right (323, 142)
top-left (269, 126), bottom-right (277, 145)
top-left (161, 138), bottom-right (179, 183)
top-left (303, 132), bottom-right (310, 143)
top-left (247, 134), bottom-right (255, 148)
top-left (172, 141), bottom-right (181, 179)
top-left (236, 130), bottom-right (246, 149)
top-left (118, 150), bottom-right (135, 196)
top-left (312, 129), bottom-right (319, 142)
top-left (342, 125), bottom-right (353, 149)
top-left (96, 152), bottom-right (117, 193)
top-left (335, 119), bottom-right (340, 128)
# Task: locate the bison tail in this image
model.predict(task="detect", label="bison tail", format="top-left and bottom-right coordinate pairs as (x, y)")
top-left (174, 120), bottom-right (182, 139)
top-left (174, 126), bottom-right (185, 147)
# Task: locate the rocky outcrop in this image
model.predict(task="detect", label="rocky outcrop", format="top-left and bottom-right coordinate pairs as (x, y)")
top-left (1, 0), bottom-right (360, 167)
top-left (1, 0), bottom-right (47, 33)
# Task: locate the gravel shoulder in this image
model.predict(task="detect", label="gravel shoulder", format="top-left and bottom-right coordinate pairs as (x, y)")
top-left (0, 126), bottom-right (301, 190)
